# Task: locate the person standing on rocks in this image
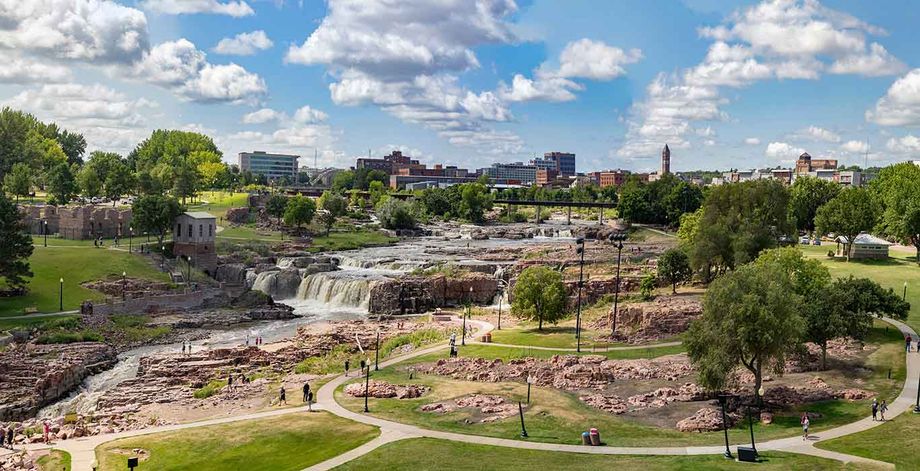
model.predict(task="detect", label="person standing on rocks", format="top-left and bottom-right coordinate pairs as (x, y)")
top-left (227, 373), bottom-right (234, 392)
top-left (872, 398), bottom-right (879, 421)
top-left (6, 424), bottom-right (13, 450)
top-left (42, 421), bottom-right (49, 444)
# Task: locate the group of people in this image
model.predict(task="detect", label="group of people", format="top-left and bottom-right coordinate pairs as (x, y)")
top-left (906, 335), bottom-right (919, 352)
top-left (448, 332), bottom-right (458, 358)
top-left (871, 398), bottom-right (889, 421)
top-left (180, 341), bottom-right (194, 355)
top-left (244, 336), bottom-right (264, 347)
top-left (343, 358), bottom-right (373, 377)
top-left (276, 383), bottom-right (313, 411)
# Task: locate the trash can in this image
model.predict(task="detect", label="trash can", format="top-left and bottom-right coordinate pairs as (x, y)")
top-left (581, 432), bottom-right (591, 445)
top-left (589, 428), bottom-right (600, 446)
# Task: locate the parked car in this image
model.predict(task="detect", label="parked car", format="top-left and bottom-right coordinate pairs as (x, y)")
top-left (799, 236), bottom-right (810, 245)
top-left (812, 239), bottom-right (821, 246)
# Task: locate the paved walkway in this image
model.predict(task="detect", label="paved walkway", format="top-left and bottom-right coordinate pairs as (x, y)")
top-left (472, 340), bottom-right (683, 352)
top-left (9, 316), bottom-right (913, 470)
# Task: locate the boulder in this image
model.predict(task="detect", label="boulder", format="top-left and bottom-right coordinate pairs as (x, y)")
top-left (677, 408), bottom-right (735, 432)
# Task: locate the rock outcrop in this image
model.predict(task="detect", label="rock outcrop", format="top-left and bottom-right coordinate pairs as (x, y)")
top-left (343, 380), bottom-right (428, 399)
top-left (677, 408), bottom-right (737, 432)
top-left (368, 273), bottom-right (498, 315)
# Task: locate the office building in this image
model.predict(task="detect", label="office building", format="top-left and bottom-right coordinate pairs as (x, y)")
top-left (238, 151), bottom-right (299, 180)
top-left (356, 150), bottom-right (420, 175)
top-left (479, 162), bottom-right (538, 185)
top-left (794, 152), bottom-right (837, 175)
top-left (542, 152), bottom-right (577, 176)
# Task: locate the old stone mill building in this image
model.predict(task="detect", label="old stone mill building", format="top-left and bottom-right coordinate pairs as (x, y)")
top-left (21, 205), bottom-right (133, 240)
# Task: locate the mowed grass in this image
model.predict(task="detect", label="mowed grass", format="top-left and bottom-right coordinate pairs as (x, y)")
top-left (336, 323), bottom-right (900, 448)
top-left (0, 247), bottom-right (170, 316)
top-left (818, 404), bottom-right (920, 467)
top-left (95, 412), bottom-right (378, 471)
top-left (334, 438), bottom-right (869, 471)
top-left (36, 449), bottom-right (71, 471)
top-left (801, 245), bottom-right (920, 333)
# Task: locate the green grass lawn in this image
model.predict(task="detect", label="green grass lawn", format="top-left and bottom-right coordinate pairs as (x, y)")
top-left (335, 323), bottom-right (900, 448)
top-left (308, 230), bottom-right (398, 252)
top-left (187, 190), bottom-right (250, 220)
top-left (488, 324), bottom-right (679, 350)
top-left (801, 245), bottom-right (920, 333)
top-left (457, 343), bottom-right (687, 360)
top-left (95, 412), bottom-right (378, 471)
top-left (334, 437), bottom-right (868, 470)
top-left (818, 404), bottom-right (920, 468)
top-left (0, 246), bottom-right (171, 316)
top-left (36, 449), bottom-right (71, 471)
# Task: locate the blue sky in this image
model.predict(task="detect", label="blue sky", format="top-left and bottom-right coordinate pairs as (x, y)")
top-left (4, 0), bottom-right (920, 173)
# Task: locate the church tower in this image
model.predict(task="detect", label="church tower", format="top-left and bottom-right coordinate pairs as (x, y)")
top-left (661, 144), bottom-right (671, 175)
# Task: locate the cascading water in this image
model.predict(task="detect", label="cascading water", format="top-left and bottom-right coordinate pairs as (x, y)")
top-left (295, 270), bottom-right (385, 309)
top-left (250, 270), bottom-right (303, 299)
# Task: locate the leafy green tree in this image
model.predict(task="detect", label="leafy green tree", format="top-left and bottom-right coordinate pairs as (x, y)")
top-left (657, 248), bottom-right (692, 294)
top-left (266, 195), bottom-right (289, 224)
top-left (197, 161), bottom-right (229, 190)
top-left (686, 260), bottom-right (804, 394)
top-left (639, 271), bottom-right (657, 300)
top-left (46, 162), bottom-right (77, 205)
top-left (376, 197), bottom-right (416, 230)
top-left (0, 108), bottom-right (43, 177)
top-left (676, 208), bottom-right (702, 246)
top-left (0, 194), bottom-right (33, 292)
top-left (332, 170), bottom-right (355, 192)
top-left (688, 180), bottom-right (793, 281)
top-left (77, 165), bottom-right (102, 198)
top-left (56, 129), bottom-right (86, 166)
top-left (135, 170), bottom-right (162, 196)
top-left (788, 176), bottom-right (840, 232)
top-left (511, 266), bottom-right (567, 330)
top-left (872, 163), bottom-right (920, 263)
top-left (459, 181), bottom-right (493, 223)
top-left (104, 162), bottom-right (135, 205)
top-left (283, 195), bottom-right (316, 228)
top-left (814, 187), bottom-right (878, 261)
top-left (172, 159), bottom-right (199, 204)
top-left (368, 180), bottom-right (387, 207)
top-left (317, 191), bottom-right (347, 236)
top-left (128, 130), bottom-right (221, 172)
top-left (3, 162), bottom-right (32, 202)
top-left (617, 174), bottom-right (703, 227)
top-left (132, 195), bottom-right (183, 246)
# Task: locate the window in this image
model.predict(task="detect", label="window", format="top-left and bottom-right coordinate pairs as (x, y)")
top-left (188, 224), bottom-right (192, 238)
top-left (199, 224), bottom-right (203, 237)
top-left (208, 224), bottom-right (212, 237)
top-left (176, 223), bottom-right (181, 238)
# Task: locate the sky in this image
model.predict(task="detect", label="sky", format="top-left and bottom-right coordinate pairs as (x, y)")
top-left (4, 0), bottom-right (920, 173)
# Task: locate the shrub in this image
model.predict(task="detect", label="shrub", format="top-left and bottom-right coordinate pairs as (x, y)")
top-left (193, 379), bottom-right (227, 399)
top-left (376, 197), bottom-right (416, 230)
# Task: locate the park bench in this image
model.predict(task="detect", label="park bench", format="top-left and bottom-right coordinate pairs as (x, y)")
top-left (23, 306), bottom-right (38, 314)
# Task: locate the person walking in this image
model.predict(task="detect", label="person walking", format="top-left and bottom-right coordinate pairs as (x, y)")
top-left (344, 359), bottom-right (350, 377)
top-left (307, 391), bottom-right (313, 412)
top-left (801, 413), bottom-right (810, 440)
top-left (6, 424), bottom-right (14, 450)
top-left (302, 383), bottom-right (311, 404)
top-left (871, 398), bottom-right (879, 421)
top-left (279, 386), bottom-right (287, 405)
top-left (880, 400), bottom-right (889, 421)
top-left (907, 335), bottom-right (912, 352)
top-left (42, 421), bottom-right (50, 444)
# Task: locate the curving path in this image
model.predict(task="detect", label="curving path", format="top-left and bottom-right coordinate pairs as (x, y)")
top-left (5, 316), bottom-right (913, 470)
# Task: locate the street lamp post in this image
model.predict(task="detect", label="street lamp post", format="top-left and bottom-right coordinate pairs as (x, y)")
top-left (363, 358), bottom-right (371, 413)
top-left (122, 271), bottom-right (127, 300)
top-left (43, 220), bottom-right (48, 247)
top-left (904, 282), bottom-right (908, 301)
top-left (748, 386), bottom-right (764, 456)
top-left (128, 227), bottom-right (133, 253)
top-left (608, 233), bottom-right (627, 337)
top-left (914, 367), bottom-right (920, 413)
top-left (374, 329), bottom-right (380, 371)
top-left (496, 279), bottom-right (507, 331)
top-left (718, 393), bottom-right (733, 459)
top-left (462, 286), bottom-right (472, 346)
top-left (59, 278), bottom-right (63, 311)
top-left (575, 237), bottom-right (586, 352)
top-left (518, 401), bottom-right (528, 438)
top-left (526, 374), bottom-right (535, 403)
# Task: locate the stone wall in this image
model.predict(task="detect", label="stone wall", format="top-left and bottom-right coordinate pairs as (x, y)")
top-left (87, 286), bottom-right (246, 319)
top-left (368, 273), bottom-right (498, 315)
top-left (20, 204), bottom-right (133, 239)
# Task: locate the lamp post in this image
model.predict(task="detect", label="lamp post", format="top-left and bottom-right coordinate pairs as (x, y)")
top-left (575, 237), bottom-right (586, 352)
top-left (904, 282), bottom-right (908, 301)
top-left (462, 286), bottom-right (472, 346)
top-left (496, 279), bottom-right (507, 331)
top-left (59, 278), bottom-right (63, 311)
top-left (363, 358), bottom-right (371, 413)
top-left (128, 226), bottom-right (133, 253)
top-left (914, 366), bottom-right (920, 413)
top-left (718, 393), bottom-right (733, 459)
top-left (374, 329), bottom-right (380, 371)
top-left (748, 386), bottom-right (764, 456)
top-left (518, 401), bottom-right (528, 438)
top-left (122, 271), bottom-right (127, 300)
top-left (43, 220), bottom-right (48, 247)
top-left (608, 232), bottom-right (627, 337)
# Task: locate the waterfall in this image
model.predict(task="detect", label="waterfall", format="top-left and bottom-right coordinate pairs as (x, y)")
top-left (296, 270), bottom-right (384, 309)
top-left (251, 270), bottom-right (303, 300)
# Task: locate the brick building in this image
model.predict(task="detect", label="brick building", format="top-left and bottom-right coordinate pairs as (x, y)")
top-left (173, 211), bottom-right (218, 275)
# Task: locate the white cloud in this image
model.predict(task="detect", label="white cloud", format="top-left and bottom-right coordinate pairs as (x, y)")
top-left (498, 74), bottom-right (580, 103)
top-left (0, 0), bottom-right (149, 64)
top-left (867, 69), bottom-right (920, 127)
top-left (556, 39), bottom-right (642, 80)
top-left (830, 43), bottom-right (907, 77)
top-left (292, 105), bottom-right (328, 124)
top-left (885, 135), bottom-right (920, 154)
top-left (0, 51), bottom-right (71, 83)
top-left (839, 140), bottom-right (868, 154)
top-left (765, 141), bottom-right (805, 160)
top-left (213, 30), bottom-right (273, 56)
top-left (801, 125), bottom-right (841, 142)
top-left (133, 39), bottom-right (266, 104)
top-left (242, 108), bottom-right (282, 124)
top-left (284, 0), bottom-right (523, 156)
top-left (141, 0), bottom-right (254, 17)
top-left (744, 137), bottom-right (761, 145)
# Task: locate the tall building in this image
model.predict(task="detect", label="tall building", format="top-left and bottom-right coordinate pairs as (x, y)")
top-left (794, 152), bottom-right (837, 175)
top-left (543, 152), bottom-right (576, 176)
top-left (661, 144), bottom-right (671, 175)
top-left (479, 162), bottom-right (538, 184)
top-left (238, 151), bottom-right (299, 180)
top-left (356, 150), bottom-right (420, 175)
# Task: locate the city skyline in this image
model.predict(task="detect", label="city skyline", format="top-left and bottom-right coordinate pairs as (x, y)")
top-left (4, 0), bottom-right (920, 173)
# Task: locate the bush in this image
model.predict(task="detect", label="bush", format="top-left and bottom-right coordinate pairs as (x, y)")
top-left (499, 211), bottom-right (528, 223)
top-left (376, 197), bottom-right (416, 230)
top-left (193, 379), bottom-right (227, 399)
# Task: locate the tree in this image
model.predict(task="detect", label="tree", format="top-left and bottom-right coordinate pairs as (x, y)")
top-left (459, 181), bottom-right (493, 223)
top-left (135, 170), bottom-right (162, 196)
top-left (197, 161), bottom-right (229, 189)
top-left (3, 162), bottom-right (32, 202)
top-left (318, 191), bottom-right (347, 236)
top-left (56, 130), bottom-right (86, 166)
top-left (676, 208), bottom-right (702, 246)
top-left (172, 159), bottom-right (199, 204)
top-left (77, 165), bottom-right (102, 198)
top-left (788, 176), bottom-right (840, 232)
top-left (283, 195), bottom-right (316, 228)
top-left (104, 162), bottom-right (135, 205)
top-left (639, 271), bottom-right (657, 300)
top-left (511, 266), bottom-right (567, 330)
top-left (332, 170), bottom-right (355, 192)
top-left (814, 187), bottom-right (878, 261)
top-left (376, 197), bottom-right (416, 230)
top-left (685, 261), bottom-right (805, 394)
top-left (266, 195), bottom-right (289, 224)
top-left (128, 129), bottom-right (221, 172)
top-left (688, 180), bottom-right (793, 281)
top-left (132, 195), bottom-right (183, 246)
top-left (872, 163), bottom-right (920, 263)
top-left (46, 162), bottom-right (77, 205)
top-left (658, 248), bottom-right (692, 294)
top-left (0, 194), bottom-right (33, 292)
top-left (368, 180), bottom-right (387, 207)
